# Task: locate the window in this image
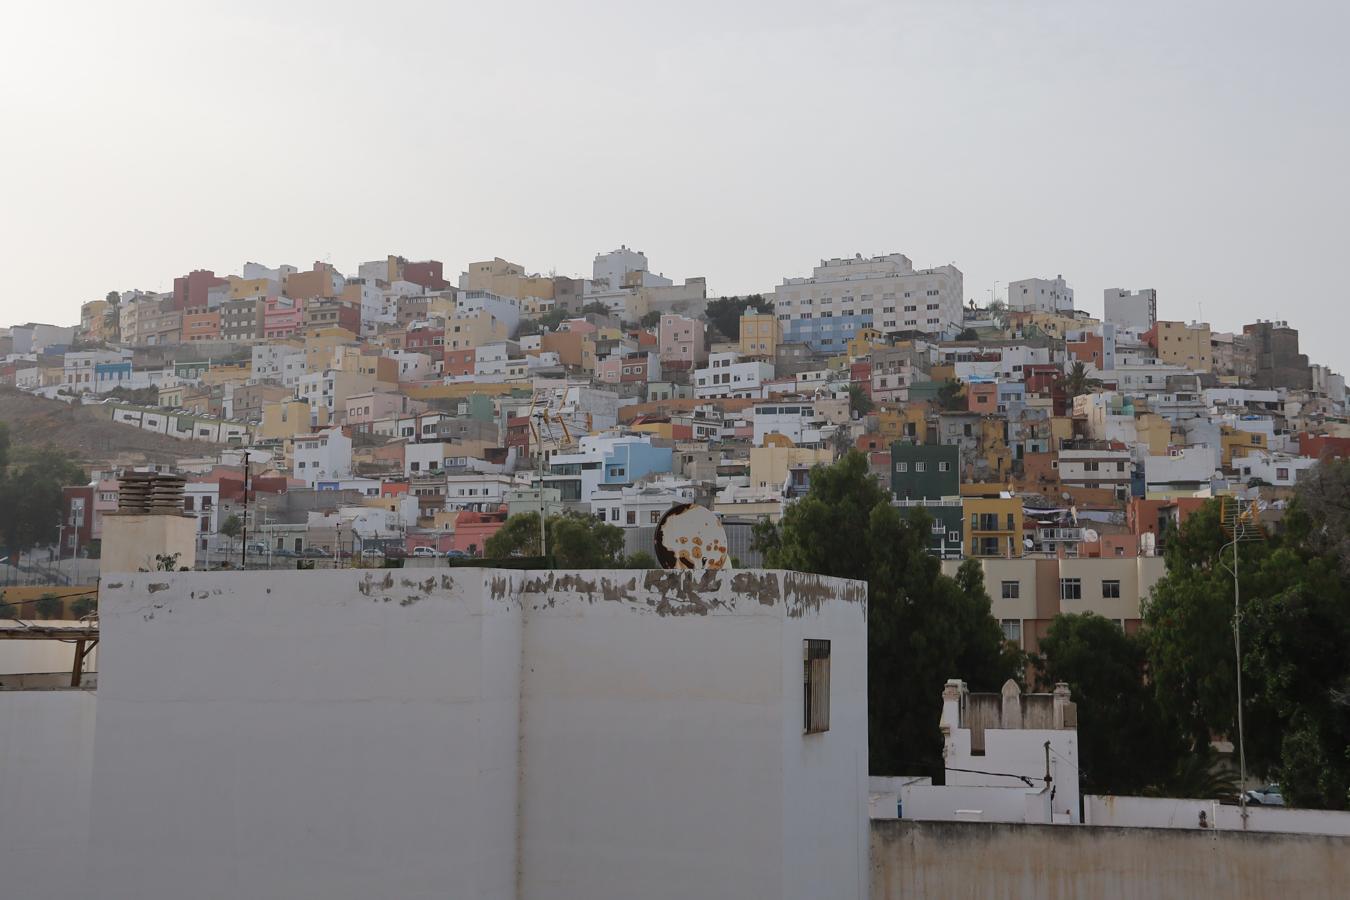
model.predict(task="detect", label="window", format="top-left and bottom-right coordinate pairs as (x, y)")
top-left (1060, 578), bottom-right (1082, 600)
top-left (1001, 580), bottom-right (1020, 600)
top-left (1001, 619), bottom-right (1022, 646)
top-left (803, 639), bottom-right (831, 734)
top-left (938, 461), bottom-right (950, 472)
top-left (626, 510), bottom-right (637, 525)
top-left (915, 461), bottom-right (926, 473)
top-left (650, 510), bottom-right (661, 524)
top-left (1102, 579), bottom-right (1121, 599)
top-left (895, 461), bottom-right (909, 473)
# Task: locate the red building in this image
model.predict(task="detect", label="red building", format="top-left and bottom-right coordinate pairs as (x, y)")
top-left (173, 269), bottom-right (228, 311)
top-left (405, 326), bottom-right (445, 355)
top-left (401, 260), bottom-right (449, 291)
top-left (1299, 432), bottom-right (1350, 460)
top-left (849, 361), bottom-right (872, 398)
top-left (445, 348), bottom-right (476, 377)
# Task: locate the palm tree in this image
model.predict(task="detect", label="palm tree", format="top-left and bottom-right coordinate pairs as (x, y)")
top-left (987, 300), bottom-right (1010, 331)
top-left (1060, 361), bottom-right (1102, 398)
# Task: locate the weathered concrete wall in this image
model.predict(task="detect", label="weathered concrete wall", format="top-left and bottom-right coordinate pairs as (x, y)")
top-left (0, 690), bottom-right (96, 900)
top-left (76, 568), bottom-right (865, 900)
top-left (871, 819), bottom-right (1350, 900)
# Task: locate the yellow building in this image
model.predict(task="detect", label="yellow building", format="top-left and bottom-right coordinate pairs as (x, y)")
top-left (228, 277), bottom-right (275, 300)
top-left (258, 399), bottom-right (315, 441)
top-left (748, 446), bottom-right (832, 491)
top-left (1154, 320), bottom-right (1212, 372)
top-left (79, 299), bottom-right (113, 343)
top-left (738, 313), bottom-right (781, 358)
top-left (961, 491), bottom-right (1023, 558)
top-left (445, 309), bottom-right (510, 352)
top-left (1014, 310), bottom-right (1100, 340)
top-left (1134, 413), bottom-right (1171, 457)
top-left (876, 406), bottom-right (928, 443)
top-left (462, 258), bottom-right (555, 301)
top-left (201, 362), bottom-right (251, 388)
top-left (157, 384), bottom-right (185, 408)
top-left (847, 328), bottom-right (884, 362)
top-left (1220, 426), bottom-right (1267, 469)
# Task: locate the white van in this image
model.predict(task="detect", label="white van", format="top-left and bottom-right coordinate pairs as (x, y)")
top-left (411, 546), bottom-right (439, 558)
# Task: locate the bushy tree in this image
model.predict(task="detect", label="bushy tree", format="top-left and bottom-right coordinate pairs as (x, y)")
top-left (704, 294), bottom-right (772, 341)
top-left (0, 439), bottom-right (86, 559)
top-left (639, 310), bottom-right (662, 329)
top-left (755, 451), bottom-right (1019, 778)
top-left (1144, 482), bottom-right (1350, 809)
top-left (485, 511), bottom-right (626, 568)
top-left (1036, 613), bottom-right (1185, 795)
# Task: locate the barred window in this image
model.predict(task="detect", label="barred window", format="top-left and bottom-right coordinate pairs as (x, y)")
top-left (803, 639), bottom-right (831, 734)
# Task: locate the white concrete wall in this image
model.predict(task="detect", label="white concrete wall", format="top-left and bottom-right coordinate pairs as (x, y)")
top-left (0, 690), bottom-right (96, 900)
top-left (72, 568), bottom-right (866, 900)
top-left (88, 570), bottom-right (521, 900)
top-left (1085, 795), bottom-right (1350, 835)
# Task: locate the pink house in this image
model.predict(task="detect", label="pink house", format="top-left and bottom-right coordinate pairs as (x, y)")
top-left (967, 382), bottom-right (997, 413)
top-left (264, 296), bottom-right (305, 339)
top-left (658, 314), bottom-right (706, 371)
top-left (450, 508), bottom-right (509, 556)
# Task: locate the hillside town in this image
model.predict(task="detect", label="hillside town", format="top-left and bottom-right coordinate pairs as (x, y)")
top-left (1, 249), bottom-right (1346, 649)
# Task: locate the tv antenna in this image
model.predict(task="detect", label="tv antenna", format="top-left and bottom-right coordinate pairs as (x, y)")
top-left (1219, 495), bottom-right (1265, 829)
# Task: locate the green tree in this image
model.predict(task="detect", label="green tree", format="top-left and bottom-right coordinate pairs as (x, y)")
top-left (515, 319), bottom-right (543, 338)
top-left (485, 511), bottom-right (626, 568)
top-left (936, 380), bottom-right (965, 411)
top-left (622, 550), bottom-right (658, 569)
top-left (71, 596), bottom-right (97, 618)
top-left (1036, 613), bottom-right (1185, 795)
top-left (1144, 485), bottom-right (1350, 809)
top-left (220, 514), bottom-right (243, 544)
top-left (755, 451), bottom-right (1018, 778)
top-left (987, 300), bottom-right (1010, 330)
top-left (35, 593), bottom-right (63, 619)
top-left (579, 301), bottom-right (612, 318)
top-left (1060, 361), bottom-right (1102, 399)
top-left (639, 310), bottom-right (662, 329)
top-left (847, 384), bottom-right (874, 417)
top-left (956, 327), bottom-right (979, 341)
top-left (0, 443), bottom-right (86, 560)
top-left (704, 294), bottom-right (772, 341)
top-left (538, 307), bottom-right (570, 330)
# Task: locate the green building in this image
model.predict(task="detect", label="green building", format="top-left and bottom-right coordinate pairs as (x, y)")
top-left (891, 442), bottom-right (963, 558)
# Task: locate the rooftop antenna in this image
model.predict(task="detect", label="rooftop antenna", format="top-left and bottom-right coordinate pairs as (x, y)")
top-left (1219, 495), bottom-right (1265, 829)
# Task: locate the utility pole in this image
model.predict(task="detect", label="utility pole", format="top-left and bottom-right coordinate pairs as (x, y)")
top-left (1233, 532), bottom-right (1249, 828)
top-left (240, 454), bottom-right (251, 569)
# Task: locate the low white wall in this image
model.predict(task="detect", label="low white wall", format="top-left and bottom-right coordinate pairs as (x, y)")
top-left (0, 690), bottom-right (96, 900)
top-left (1086, 794), bottom-right (1350, 836)
top-left (900, 783), bottom-right (1047, 824)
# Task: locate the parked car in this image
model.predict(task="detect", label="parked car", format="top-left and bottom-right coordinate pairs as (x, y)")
top-left (1245, 784), bottom-right (1284, 806)
top-left (245, 542), bottom-right (268, 556)
top-left (384, 546), bottom-right (407, 560)
top-left (272, 548), bottom-right (296, 558)
top-left (299, 547), bottom-right (329, 559)
top-left (411, 546), bottom-right (439, 558)
top-left (360, 548), bottom-right (384, 559)
top-left (443, 549), bottom-right (469, 559)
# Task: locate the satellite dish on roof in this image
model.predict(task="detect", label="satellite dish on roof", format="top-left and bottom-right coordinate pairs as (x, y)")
top-left (1083, 528), bottom-right (1100, 543)
top-left (654, 504), bottom-right (730, 571)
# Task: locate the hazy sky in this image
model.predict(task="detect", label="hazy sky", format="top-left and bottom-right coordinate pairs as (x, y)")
top-left (2, 0), bottom-right (1347, 369)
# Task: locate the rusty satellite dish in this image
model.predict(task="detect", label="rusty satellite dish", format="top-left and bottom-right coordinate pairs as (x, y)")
top-left (654, 503), bottom-right (731, 570)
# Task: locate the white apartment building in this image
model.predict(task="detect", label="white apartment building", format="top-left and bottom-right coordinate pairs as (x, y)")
top-left (62, 349), bottom-right (132, 394)
top-left (589, 480), bottom-right (701, 528)
top-left (1056, 446), bottom-right (1133, 499)
top-left (591, 245), bottom-right (672, 292)
top-left (773, 253), bottom-right (964, 351)
top-left (292, 427), bottom-right (352, 487)
top-left (250, 343), bottom-right (294, 383)
top-left (281, 351), bottom-right (307, 388)
top-left (1235, 452), bottom-right (1318, 487)
top-left (752, 401), bottom-right (828, 447)
top-left (694, 351), bottom-right (774, 399)
top-left (455, 290), bottom-right (522, 335)
top-left (443, 473), bottom-right (522, 510)
top-left (1103, 288), bottom-right (1158, 331)
top-left (1007, 275), bottom-right (1074, 313)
